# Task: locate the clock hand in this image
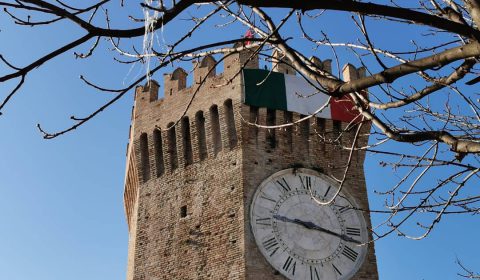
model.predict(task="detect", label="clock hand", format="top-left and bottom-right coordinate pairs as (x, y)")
top-left (272, 214), bottom-right (296, 223)
top-left (272, 214), bottom-right (362, 245)
top-left (293, 218), bottom-right (362, 244)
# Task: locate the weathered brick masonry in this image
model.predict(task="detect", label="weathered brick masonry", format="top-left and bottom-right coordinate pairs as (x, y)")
top-left (123, 47), bottom-right (378, 280)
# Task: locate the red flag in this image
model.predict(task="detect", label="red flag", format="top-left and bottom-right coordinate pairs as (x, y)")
top-left (330, 91), bottom-right (368, 123)
top-left (244, 28), bottom-right (254, 45)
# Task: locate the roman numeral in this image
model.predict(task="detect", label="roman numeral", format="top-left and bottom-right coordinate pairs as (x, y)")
top-left (260, 193), bottom-right (276, 203)
top-left (255, 217), bottom-right (271, 226)
top-left (310, 266), bottom-right (320, 280)
top-left (324, 185), bottom-right (331, 198)
top-left (346, 227), bottom-right (361, 236)
top-left (342, 246), bottom-right (359, 262)
top-left (262, 237), bottom-right (278, 251)
top-left (276, 178), bottom-right (291, 194)
top-left (332, 264), bottom-right (342, 276)
top-left (282, 256), bottom-right (296, 275)
top-left (299, 175), bottom-right (312, 190)
top-left (262, 237), bottom-right (279, 256)
top-left (338, 205), bottom-right (351, 214)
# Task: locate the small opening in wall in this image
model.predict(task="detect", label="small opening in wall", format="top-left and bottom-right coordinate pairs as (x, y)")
top-left (300, 114), bottom-right (310, 153)
top-left (249, 106), bottom-right (259, 145)
top-left (181, 116), bottom-right (193, 166)
top-left (266, 108), bottom-right (276, 149)
top-left (333, 120), bottom-right (342, 145)
top-left (153, 129), bottom-right (164, 177)
top-left (224, 99), bottom-right (238, 149)
top-left (139, 133), bottom-right (151, 182)
top-left (316, 118), bottom-right (326, 151)
top-left (167, 122), bottom-right (178, 171)
top-left (333, 120), bottom-right (341, 133)
top-left (195, 111), bottom-right (208, 161)
top-left (210, 105), bottom-right (222, 155)
top-left (283, 111), bottom-right (293, 151)
top-left (180, 205), bottom-right (187, 218)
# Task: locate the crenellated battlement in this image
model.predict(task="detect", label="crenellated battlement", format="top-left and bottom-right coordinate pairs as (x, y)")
top-left (164, 67), bottom-right (188, 98)
top-left (342, 63), bottom-right (366, 81)
top-left (134, 49), bottom-right (365, 115)
top-left (127, 54), bottom-right (368, 190)
top-left (192, 54), bottom-right (217, 85)
top-left (134, 46), bottom-right (259, 111)
top-left (127, 49), bottom-right (369, 182)
top-left (125, 48), bottom-right (370, 226)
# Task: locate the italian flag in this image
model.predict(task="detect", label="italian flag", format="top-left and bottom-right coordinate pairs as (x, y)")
top-left (242, 69), bottom-right (360, 123)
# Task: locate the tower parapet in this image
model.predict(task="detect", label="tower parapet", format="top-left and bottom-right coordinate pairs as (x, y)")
top-left (164, 67), bottom-right (187, 99)
top-left (193, 55), bottom-right (217, 85)
top-left (134, 80), bottom-right (159, 105)
top-left (341, 63), bottom-right (370, 153)
top-left (129, 49), bottom-right (370, 182)
top-left (223, 42), bottom-right (259, 77)
top-left (134, 45), bottom-right (259, 109)
top-left (272, 49), bottom-right (296, 75)
top-left (342, 63), bottom-right (366, 81)
top-left (310, 55), bottom-right (332, 74)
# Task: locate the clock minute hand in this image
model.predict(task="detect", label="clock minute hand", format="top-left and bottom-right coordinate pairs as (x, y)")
top-left (272, 215), bottom-right (362, 245)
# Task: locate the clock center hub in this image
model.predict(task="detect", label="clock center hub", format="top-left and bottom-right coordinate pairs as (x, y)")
top-left (273, 191), bottom-right (343, 262)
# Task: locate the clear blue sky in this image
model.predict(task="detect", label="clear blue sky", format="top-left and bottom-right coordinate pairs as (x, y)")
top-left (0, 2), bottom-right (479, 280)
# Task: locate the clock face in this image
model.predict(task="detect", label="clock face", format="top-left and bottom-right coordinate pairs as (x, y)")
top-left (250, 168), bottom-right (368, 280)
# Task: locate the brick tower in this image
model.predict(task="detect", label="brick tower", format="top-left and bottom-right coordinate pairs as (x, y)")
top-left (123, 47), bottom-right (378, 280)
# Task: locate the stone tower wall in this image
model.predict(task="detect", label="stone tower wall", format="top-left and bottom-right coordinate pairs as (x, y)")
top-left (123, 47), bottom-right (378, 279)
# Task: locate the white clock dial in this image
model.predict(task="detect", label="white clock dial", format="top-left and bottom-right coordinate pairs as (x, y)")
top-left (250, 168), bottom-right (368, 280)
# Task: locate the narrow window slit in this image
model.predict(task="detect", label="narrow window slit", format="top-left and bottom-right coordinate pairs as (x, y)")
top-left (316, 118), bottom-right (326, 151)
top-left (181, 117), bottom-right (193, 166)
top-left (195, 111), bottom-right (208, 161)
top-left (266, 108), bottom-right (276, 149)
top-left (300, 115), bottom-right (310, 153)
top-left (139, 133), bottom-right (151, 182)
top-left (284, 111), bottom-right (293, 151)
top-left (249, 106), bottom-right (259, 145)
top-left (153, 129), bottom-right (164, 177)
top-left (333, 120), bottom-right (342, 144)
top-left (180, 205), bottom-right (187, 218)
top-left (210, 105), bottom-right (222, 155)
top-left (167, 122), bottom-right (178, 171)
top-left (224, 99), bottom-right (238, 149)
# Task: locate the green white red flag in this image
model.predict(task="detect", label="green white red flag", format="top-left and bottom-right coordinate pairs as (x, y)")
top-left (242, 69), bottom-right (361, 123)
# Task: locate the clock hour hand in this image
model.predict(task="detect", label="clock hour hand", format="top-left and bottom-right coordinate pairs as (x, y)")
top-left (272, 214), bottom-right (362, 244)
top-left (272, 214), bottom-right (296, 223)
